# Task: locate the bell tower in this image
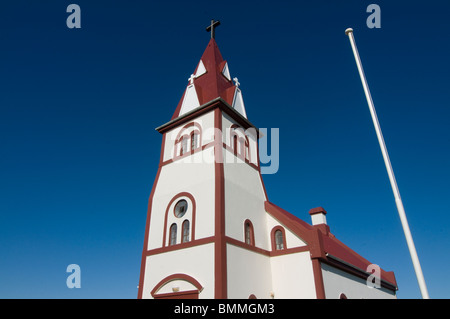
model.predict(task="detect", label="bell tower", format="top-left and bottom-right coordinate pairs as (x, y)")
top-left (137, 23), bottom-right (267, 299)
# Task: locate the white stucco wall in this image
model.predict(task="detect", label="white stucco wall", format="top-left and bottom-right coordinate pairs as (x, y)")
top-left (142, 243), bottom-right (215, 299)
top-left (270, 252), bottom-right (317, 299)
top-left (321, 263), bottom-right (397, 299)
top-left (147, 147), bottom-right (216, 250)
top-left (222, 113), bottom-right (269, 252)
top-left (226, 244), bottom-right (273, 299)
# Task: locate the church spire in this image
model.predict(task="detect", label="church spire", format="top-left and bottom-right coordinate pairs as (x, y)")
top-left (171, 22), bottom-right (247, 120)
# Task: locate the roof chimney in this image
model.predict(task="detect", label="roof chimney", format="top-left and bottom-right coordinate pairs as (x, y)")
top-left (309, 207), bottom-right (327, 226)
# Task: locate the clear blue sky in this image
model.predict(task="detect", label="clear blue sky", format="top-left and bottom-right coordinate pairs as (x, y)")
top-left (0, 0), bottom-right (449, 299)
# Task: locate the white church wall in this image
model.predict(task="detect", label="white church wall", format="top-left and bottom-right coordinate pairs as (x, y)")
top-left (321, 263), bottom-right (396, 299)
top-left (222, 113), bottom-right (269, 250)
top-left (223, 153), bottom-right (269, 249)
top-left (226, 244), bottom-right (273, 299)
top-left (142, 243), bottom-right (215, 299)
top-left (270, 252), bottom-right (317, 299)
top-left (147, 150), bottom-right (216, 250)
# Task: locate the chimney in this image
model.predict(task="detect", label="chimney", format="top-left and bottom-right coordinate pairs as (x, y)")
top-left (309, 207), bottom-right (330, 235)
top-left (309, 207), bottom-right (327, 226)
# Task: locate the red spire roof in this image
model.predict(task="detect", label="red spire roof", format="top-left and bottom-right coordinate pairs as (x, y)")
top-left (171, 39), bottom-right (239, 120)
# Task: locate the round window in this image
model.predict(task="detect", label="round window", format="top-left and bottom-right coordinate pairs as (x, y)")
top-left (174, 199), bottom-right (188, 218)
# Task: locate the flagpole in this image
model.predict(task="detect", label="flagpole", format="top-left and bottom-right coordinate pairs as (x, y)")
top-left (345, 28), bottom-right (429, 299)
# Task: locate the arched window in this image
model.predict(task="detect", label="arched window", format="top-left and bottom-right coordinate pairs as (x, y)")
top-left (163, 192), bottom-right (197, 247)
top-left (239, 137), bottom-right (245, 158)
top-left (180, 137), bottom-right (188, 156)
top-left (271, 226), bottom-right (286, 251)
top-left (233, 134), bottom-right (238, 155)
top-left (182, 220), bottom-right (190, 243)
top-left (169, 223), bottom-right (177, 246)
top-left (230, 125), bottom-right (251, 161)
top-left (339, 293), bottom-right (347, 299)
top-left (174, 122), bottom-right (202, 158)
top-left (244, 220), bottom-right (254, 246)
top-left (275, 230), bottom-right (284, 250)
top-left (191, 131), bottom-right (199, 151)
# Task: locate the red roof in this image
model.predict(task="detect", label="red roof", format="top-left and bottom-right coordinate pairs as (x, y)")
top-left (265, 201), bottom-right (397, 289)
top-left (171, 39), bottom-right (237, 120)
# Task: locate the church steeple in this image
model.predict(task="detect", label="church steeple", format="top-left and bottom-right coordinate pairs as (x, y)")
top-left (171, 38), bottom-right (247, 120)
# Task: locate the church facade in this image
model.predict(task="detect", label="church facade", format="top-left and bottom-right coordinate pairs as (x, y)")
top-left (137, 31), bottom-right (397, 299)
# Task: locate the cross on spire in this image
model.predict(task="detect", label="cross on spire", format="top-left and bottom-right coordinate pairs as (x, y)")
top-left (233, 77), bottom-right (240, 88)
top-left (206, 19), bottom-right (221, 39)
top-left (188, 74), bottom-right (195, 84)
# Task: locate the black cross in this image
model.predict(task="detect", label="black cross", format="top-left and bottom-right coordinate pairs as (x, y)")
top-left (206, 19), bottom-right (221, 39)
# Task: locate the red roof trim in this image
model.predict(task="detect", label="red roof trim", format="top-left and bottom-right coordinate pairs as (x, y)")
top-left (264, 201), bottom-right (397, 289)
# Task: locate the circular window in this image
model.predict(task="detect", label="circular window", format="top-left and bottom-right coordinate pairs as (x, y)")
top-left (174, 199), bottom-right (188, 218)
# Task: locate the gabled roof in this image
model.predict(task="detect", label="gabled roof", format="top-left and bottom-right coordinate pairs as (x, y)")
top-left (265, 201), bottom-right (397, 290)
top-left (171, 39), bottom-right (247, 120)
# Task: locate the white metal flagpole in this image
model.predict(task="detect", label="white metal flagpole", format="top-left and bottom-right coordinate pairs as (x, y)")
top-left (345, 28), bottom-right (430, 299)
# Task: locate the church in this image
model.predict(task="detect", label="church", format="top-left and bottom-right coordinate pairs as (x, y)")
top-left (137, 21), bottom-right (398, 299)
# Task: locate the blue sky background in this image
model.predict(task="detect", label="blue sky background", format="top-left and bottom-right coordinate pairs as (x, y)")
top-left (0, 0), bottom-right (449, 299)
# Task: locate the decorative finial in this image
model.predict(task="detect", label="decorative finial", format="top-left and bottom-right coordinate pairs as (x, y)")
top-left (233, 77), bottom-right (240, 88)
top-left (206, 19), bottom-right (221, 39)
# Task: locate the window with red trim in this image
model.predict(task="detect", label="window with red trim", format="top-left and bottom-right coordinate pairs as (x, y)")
top-left (182, 220), bottom-right (190, 243)
top-left (244, 220), bottom-right (255, 246)
top-left (275, 230), bottom-right (284, 250)
top-left (180, 137), bottom-right (188, 156)
top-left (191, 131), bottom-right (199, 151)
top-left (174, 122), bottom-right (202, 158)
top-left (271, 226), bottom-right (286, 251)
top-left (230, 126), bottom-right (250, 161)
top-left (169, 223), bottom-right (177, 246)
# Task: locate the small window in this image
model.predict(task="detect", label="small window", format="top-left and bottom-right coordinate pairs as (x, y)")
top-left (169, 223), bottom-right (177, 246)
top-left (182, 220), bottom-right (190, 243)
top-left (174, 200), bottom-right (188, 218)
top-left (275, 230), bottom-right (284, 250)
top-left (239, 138), bottom-right (245, 157)
top-left (191, 132), bottom-right (199, 151)
top-left (340, 293), bottom-right (347, 299)
top-left (180, 137), bottom-right (188, 156)
top-left (244, 221), bottom-right (254, 246)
